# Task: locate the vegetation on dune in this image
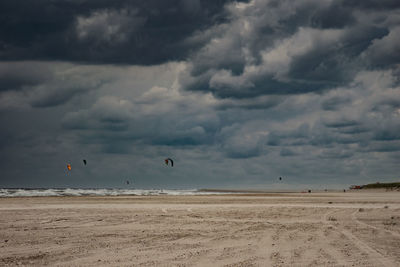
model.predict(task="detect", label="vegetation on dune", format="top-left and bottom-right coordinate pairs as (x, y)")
top-left (362, 182), bottom-right (400, 189)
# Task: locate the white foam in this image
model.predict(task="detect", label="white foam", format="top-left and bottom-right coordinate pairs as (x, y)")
top-left (0, 188), bottom-right (228, 197)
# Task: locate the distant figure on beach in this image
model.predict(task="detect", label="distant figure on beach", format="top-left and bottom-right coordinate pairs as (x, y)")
top-left (67, 164), bottom-right (71, 171)
top-left (279, 177), bottom-right (282, 181)
top-left (308, 190), bottom-right (311, 193)
top-left (83, 159), bottom-right (87, 165)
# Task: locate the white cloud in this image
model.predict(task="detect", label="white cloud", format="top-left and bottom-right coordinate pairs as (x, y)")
top-left (76, 9), bottom-right (145, 44)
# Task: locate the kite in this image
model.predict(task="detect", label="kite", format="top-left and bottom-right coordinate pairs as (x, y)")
top-left (164, 158), bottom-right (174, 167)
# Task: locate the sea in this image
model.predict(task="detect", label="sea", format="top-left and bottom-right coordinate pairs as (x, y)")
top-left (0, 188), bottom-right (229, 197)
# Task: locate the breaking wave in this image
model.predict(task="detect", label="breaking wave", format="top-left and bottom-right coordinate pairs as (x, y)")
top-left (0, 188), bottom-right (227, 197)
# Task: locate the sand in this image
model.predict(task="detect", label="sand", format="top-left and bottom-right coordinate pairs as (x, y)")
top-left (0, 191), bottom-right (399, 266)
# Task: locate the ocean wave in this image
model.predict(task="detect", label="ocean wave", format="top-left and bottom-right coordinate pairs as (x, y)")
top-left (0, 188), bottom-right (226, 197)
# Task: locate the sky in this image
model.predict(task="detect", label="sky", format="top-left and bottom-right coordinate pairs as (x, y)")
top-left (1, 0), bottom-right (399, 189)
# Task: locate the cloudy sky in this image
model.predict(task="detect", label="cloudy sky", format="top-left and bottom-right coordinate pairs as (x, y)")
top-left (1, 0), bottom-right (399, 189)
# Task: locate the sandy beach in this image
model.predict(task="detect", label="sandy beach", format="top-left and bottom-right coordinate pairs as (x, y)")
top-left (1, 191), bottom-right (399, 266)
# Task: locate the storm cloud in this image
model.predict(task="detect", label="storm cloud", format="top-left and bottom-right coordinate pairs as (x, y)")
top-left (0, 0), bottom-right (244, 64)
top-left (180, 0), bottom-right (398, 98)
top-left (0, 0), bottom-right (399, 189)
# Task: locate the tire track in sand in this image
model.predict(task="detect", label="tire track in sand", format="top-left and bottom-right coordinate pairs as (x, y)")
top-left (324, 209), bottom-right (398, 267)
top-left (351, 210), bottom-right (400, 239)
top-left (318, 225), bottom-right (348, 266)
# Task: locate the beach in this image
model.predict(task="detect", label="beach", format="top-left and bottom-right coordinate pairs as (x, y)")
top-left (1, 191), bottom-right (399, 266)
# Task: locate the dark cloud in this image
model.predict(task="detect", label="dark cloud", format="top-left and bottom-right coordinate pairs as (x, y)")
top-left (342, 0), bottom-right (400, 10)
top-left (336, 126), bottom-right (370, 135)
top-left (216, 95), bottom-right (283, 110)
top-left (0, 0), bottom-right (244, 64)
top-left (179, 0), bottom-right (398, 99)
top-left (266, 124), bottom-right (310, 147)
top-left (0, 62), bottom-right (53, 91)
top-left (324, 120), bottom-right (359, 128)
top-left (0, 62), bottom-right (119, 109)
top-left (318, 148), bottom-right (354, 159)
top-left (30, 85), bottom-right (91, 108)
top-left (218, 123), bottom-right (268, 158)
top-left (61, 87), bottom-right (220, 153)
top-left (310, 2), bottom-right (356, 29)
top-left (374, 126), bottom-right (400, 141)
top-left (287, 26), bottom-right (388, 85)
top-left (280, 148), bottom-right (297, 157)
top-left (321, 95), bottom-right (352, 111)
top-left (362, 141), bottom-right (400, 152)
top-left (1, 0), bottom-right (400, 188)
top-left (362, 27), bottom-right (400, 68)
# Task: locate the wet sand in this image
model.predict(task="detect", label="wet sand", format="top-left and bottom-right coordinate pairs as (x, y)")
top-left (1, 191), bottom-right (399, 266)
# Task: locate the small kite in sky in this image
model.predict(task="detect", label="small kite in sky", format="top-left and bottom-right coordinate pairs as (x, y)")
top-left (165, 158), bottom-right (174, 167)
